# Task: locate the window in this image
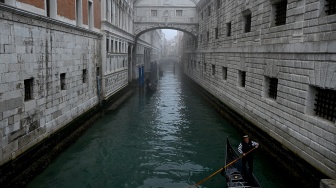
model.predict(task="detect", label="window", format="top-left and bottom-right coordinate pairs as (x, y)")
top-left (24, 78), bottom-right (33, 101)
top-left (326, 0), bottom-right (336, 15)
top-left (88, 1), bottom-right (93, 30)
top-left (314, 88), bottom-right (336, 122)
top-left (97, 67), bottom-right (100, 76)
top-left (208, 5), bottom-right (211, 16)
top-left (222, 67), bottom-right (227, 80)
top-left (119, 42), bottom-right (121, 53)
top-left (227, 22), bottom-right (232, 37)
top-left (217, 0), bottom-right (221, 9)
top-left (215, 27), bottom-right (219, 39)
top-left (204, 63), bottom-right (207, 73)
top-left (244, 13), bottom-right (252, 33)
top-left (265, 77), bottom-right (278, 100)
top-left (207, 31), bottom-right (209, 42)
top-left (201, 12), bottom-right (204, 20)
top-left (200, 34), bottom-right (203, 43)
top-left (212, 65), bottom-right (216, 75)
top-left (46, 0), bottom-right (51, 17)
top-left (151, 10), bottom-right (158, 17)
top-left (106, 39), bottom-right (109, 52)
top-left (0, 0), bottom-right (4, 3)
top-left (274, 0), bottom-right (287, 26)
top-left (176, 10), bottom-right (183, 16)
top-left (60, 73), bottom-right (66, 90)
top-left (238, 71), bottom-right (246, 87)
top-left (83, 69), bottom-right (87, 83)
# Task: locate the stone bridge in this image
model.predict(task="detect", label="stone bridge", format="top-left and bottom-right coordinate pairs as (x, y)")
top-left (133, 0), bottom-right (199, 39)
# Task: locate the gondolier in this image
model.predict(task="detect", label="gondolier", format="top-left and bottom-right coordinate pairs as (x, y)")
top-left (238, 135), bottom-right (259, 179)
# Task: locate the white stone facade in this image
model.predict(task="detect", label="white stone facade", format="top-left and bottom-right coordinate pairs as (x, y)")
top-left (182, 0), bottom-right (336, 179)
top-left (0, 0), bottom-right (164, 168)
top-left (0, 6), bottom-right (101, 165)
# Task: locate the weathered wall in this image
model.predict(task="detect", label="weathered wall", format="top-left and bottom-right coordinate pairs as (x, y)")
top-left (0, 5), bottom-right (101, 166)
top-left (183, 0), bottom-right (336, 179)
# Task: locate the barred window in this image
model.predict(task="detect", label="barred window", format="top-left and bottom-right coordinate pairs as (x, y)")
top-left (314, 88), bottom-right (336, 122)
top-left (24, 78), bottom-right (33, 101)
top-left (274, 0), bottom-right (287, 26)
top-left (151, 10), bottom-right (157, 17)
top-left (244, 13), bottom-right (252, 33)
top-left (215, 27), bottom-right (219, 39)
top-left (60, 73), bottom-right (66, 90)
top-left (326, 0), bottom-right (336, 15)
top-left (212, 65), bottom-right (216, 75)
top-left (239, 71), bottom-right (246, 87)
top-left (176, 10), bottom-right (183, 16)
top-left (222, 67), bottom-right (227, 80)
top-left (227, 22), bottom-right (232, 37)
top-left (83, 69), bottom-right (87, 83)
top-left (268, 77), bottom-right (278, 100)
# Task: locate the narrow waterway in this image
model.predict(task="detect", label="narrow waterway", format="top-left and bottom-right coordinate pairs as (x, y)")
top-left (28, 62), bottom-right (296, 188)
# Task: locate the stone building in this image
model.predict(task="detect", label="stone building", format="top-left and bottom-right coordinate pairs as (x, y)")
top-left (0, 0), bottom-right (163, 169)
top-left (182, 0), bottom-right (336, 179)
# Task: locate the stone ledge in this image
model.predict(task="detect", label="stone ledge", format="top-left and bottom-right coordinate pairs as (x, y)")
top-left (321, 179), bottom-right (336, 188)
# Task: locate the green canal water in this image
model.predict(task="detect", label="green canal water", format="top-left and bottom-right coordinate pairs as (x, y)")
top-left (28, 62), bottom-right (297, 188)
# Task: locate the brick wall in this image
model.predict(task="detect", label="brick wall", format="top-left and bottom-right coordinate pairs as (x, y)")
top-left (94, 0), bottom-right (101, 29)
top-left (183, 0), bottom-right (336, 179)
top-left (17, 0), bottom-right (44, 9)
top-left (58, 0), bottom-right (76, 21)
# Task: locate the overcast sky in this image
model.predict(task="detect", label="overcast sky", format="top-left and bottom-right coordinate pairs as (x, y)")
top-left (162, 29), bottom-right (177, 40)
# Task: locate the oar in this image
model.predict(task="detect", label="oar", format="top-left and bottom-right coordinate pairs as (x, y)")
top-left (193, 146), bottom-right (257, 187)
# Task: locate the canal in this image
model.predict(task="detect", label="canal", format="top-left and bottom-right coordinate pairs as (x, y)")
top-left (28, 62), bottom-right (297, 188)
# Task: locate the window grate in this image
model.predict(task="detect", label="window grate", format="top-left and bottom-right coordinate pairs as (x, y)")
top-left (227, 22), bottom-right (232, 37)
top-left (24, 78), bottom-right (33, 101)
top-left (60, 73), bottom-right (66, 90)
top-left (314, 88), bottom-right (336, 122)
top-left (151, 10), bottom-right (157, 17)
top-left (176, 10), bottom-right (183, 16)
top-left (268, 78), bottom-right (278, 100)
top-left (240, 71), bottom-right (246, 87)
top-left (222, 67), bottom-right (227, 80)
top-left (245, 14), bottom-right (252, 33)
top-left (83, 69), bottom-right (87, 83)
top-left (326, 0), bottom-right (336, 15)
top-left (275, 0), bottom-right (287, 26)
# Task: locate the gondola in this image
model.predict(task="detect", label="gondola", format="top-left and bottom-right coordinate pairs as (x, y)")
top-left (223, 137), bottom-right (262, 188)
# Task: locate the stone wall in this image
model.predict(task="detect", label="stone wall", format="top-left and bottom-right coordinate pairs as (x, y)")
top-left (0, 5), bottom-right (101, 166)
top-left (183, 0), bottom-right (336, 179)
